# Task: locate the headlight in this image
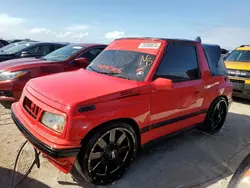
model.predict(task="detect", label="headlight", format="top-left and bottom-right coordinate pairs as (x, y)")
top-left (0, 70), bottom-right (28, 81)
top-left (41, 112), bottom-right (66, 133)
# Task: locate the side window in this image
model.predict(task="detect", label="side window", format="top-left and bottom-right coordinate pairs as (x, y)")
top-left (36, 45), bottom-right (53, 55)
top-left (26, 46), bottom-right (39, 54)
top-left (155, 43), bottom-right (200, 82)
top-left (53, 45), bottom-right (63, 51)
top-left (80, 48), bottom-right (104, 62)
top-left (0, 42), bottom-right (4, 48)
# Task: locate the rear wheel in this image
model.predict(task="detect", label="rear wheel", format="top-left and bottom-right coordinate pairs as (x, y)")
top-left (201, 97), bottom-right (228, 134)
top-left (77, 122), bottom-right (138, 185)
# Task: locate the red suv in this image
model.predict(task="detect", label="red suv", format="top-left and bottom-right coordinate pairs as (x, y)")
top-left (11, 38), bottom-right (232, 185)
top-left (0, 43), bottom-right (106, 102)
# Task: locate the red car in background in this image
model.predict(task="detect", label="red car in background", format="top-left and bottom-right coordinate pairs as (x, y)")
top-left (0, 43), bottom-right (107, 103)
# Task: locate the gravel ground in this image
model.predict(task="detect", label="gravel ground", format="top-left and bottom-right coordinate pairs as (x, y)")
top-left (0, 99), bottom-right (250, 188)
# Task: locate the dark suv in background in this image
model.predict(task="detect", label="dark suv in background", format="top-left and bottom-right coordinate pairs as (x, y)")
top-left (0, 41), bottom-right (67, 62)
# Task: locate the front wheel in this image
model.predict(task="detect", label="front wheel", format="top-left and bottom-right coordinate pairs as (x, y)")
top-left (77, 122), bottom-right (138, 185)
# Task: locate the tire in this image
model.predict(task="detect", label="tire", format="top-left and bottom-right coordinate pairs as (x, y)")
top-left (201, 97), bottom-right (228, 134)
top-left (227, 154), bottom-right (250, 188)
top-left (77, 122), bottom-right (138, 185)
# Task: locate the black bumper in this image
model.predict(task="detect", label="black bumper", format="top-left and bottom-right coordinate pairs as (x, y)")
top-left (11, 110), bottom-right (80, 158)
top-left (231, 82), bottom-right (250, 99)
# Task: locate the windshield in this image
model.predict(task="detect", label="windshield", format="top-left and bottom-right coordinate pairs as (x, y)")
top-left (225, 50), bottom-right (250, 62)
top-left (2, 42), bottom-right (33, 54)
top-left (0, 43), bottom-right (21, 52)
top-left (42, 44), bottom-right (84, 61)
top-left (0, 41), bottom-right (28, 53)
top-left (86, 50), bottom-right (156, 81)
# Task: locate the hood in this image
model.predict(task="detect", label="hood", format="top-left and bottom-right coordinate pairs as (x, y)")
top-left (0, 52), bottom-right (14, 56)
top-left (0, 58), bottom-right (48, 71)
top-left (28, 69), bottom-right (147, 107)
top-left (225, 61), bottom-right (250, 71)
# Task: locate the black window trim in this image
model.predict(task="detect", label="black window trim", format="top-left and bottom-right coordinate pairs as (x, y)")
top-left (153, 42), bottom-right (201, 82)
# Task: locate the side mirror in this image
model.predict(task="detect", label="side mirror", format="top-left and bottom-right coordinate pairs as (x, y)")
top-left (20, 51), bottom-right (29, 57)
top-left (152, 78), bottom-right (173, 91)
top-left (74, 57), bottom-right (89, 68)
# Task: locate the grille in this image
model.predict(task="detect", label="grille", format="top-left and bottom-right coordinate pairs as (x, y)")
top-left (228, 69), bottom-right (250, 78)
top-left (230, 79), bottom-right (245, 83)
top-left (23, 97), bottom-right (41, 119)
top-left (233, 89), bottom-right (243, 93)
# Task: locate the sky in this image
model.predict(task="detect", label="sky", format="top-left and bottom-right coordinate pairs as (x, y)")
top-left (0, 0), bottom-right (250, 49)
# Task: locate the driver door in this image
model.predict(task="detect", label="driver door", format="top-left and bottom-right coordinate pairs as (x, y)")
top-left (149, 42), bottom-right (205, 141)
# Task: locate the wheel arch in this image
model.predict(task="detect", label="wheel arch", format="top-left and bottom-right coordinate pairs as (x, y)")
top-left (80, 118), bottom-right (141, 147)
top-left (211, 95), bottom-right (229, 106)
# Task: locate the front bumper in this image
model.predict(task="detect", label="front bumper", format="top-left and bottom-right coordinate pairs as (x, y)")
top-left (12, 110), bottom-right (80, 158)
top-left (11, 105), bottom-right (81, 173)
top-left (0, 80), bottom-right (21, 101)
top-left (230, 78), bottom-right (250, 99)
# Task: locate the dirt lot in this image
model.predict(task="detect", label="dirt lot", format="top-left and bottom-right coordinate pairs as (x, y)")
top-left (1, 99), bottom-right (250, 188)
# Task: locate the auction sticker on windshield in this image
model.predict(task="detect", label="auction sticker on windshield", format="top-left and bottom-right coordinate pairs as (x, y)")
top-left (138, 43), bottom-right (161, 49)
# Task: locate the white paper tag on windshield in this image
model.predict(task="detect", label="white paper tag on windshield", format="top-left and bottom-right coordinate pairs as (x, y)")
top-left (138, 43), bottom-right (161, 49)
top-left (73, 46), bottom-right (82, 49)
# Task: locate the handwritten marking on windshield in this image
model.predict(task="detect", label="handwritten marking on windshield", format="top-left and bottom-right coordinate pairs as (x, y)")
top-left (139, 55), bottom-right (154, 67)
top-left (97, 64), bottom-right (122, 73)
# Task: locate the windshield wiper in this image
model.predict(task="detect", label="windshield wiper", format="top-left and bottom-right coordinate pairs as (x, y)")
top-left (115, 75), bottom-right (132, 80)
top-left (88, 66), bottom-right (116, 75)
top-left (88, 66), bottom-right (132, 80)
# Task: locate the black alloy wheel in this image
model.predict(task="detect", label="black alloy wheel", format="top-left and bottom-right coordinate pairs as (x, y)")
top-left (202, 97), bottom-right (228, 134)
top-left (78, 122), bottom-right (138, 185)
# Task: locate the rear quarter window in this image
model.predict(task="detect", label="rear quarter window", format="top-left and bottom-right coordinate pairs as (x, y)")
top-left (202, 44), bottom-right (228, 76)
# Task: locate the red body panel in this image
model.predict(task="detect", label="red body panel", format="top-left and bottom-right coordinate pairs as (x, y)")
top-left (0, 44), bottom-right (106, 101)
top-left (12, 38), bottom-right (233, 173)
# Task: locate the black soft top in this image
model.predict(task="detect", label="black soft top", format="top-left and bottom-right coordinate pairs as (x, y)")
top-left (202, 44), bottom-right (228, 76)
